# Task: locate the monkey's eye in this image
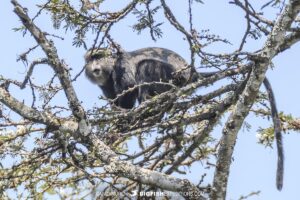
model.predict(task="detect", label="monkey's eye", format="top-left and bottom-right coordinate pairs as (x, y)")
top-left (93, 69), bottom-right (101, 75)
top-left (90, 54), bottom-right (103, 60)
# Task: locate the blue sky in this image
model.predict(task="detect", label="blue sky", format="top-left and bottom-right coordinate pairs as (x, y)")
top-left (1, 1), bottom-right (300, 199)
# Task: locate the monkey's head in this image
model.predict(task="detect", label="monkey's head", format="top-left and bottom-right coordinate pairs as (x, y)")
top-left (84, 48), bottom-right (116, 86)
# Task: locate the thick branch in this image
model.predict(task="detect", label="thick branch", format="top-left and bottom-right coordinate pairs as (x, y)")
top-left (90, 134), bottom-right (205, 200)
top-left (0, 87), bottom-right (59, 127)
top-left (12, 0), bottom-right (86, 122)
top-left (211, 1), bottom-right (300, 199)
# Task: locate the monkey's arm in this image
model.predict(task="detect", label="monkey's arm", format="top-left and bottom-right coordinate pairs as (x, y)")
top-left (113, 60), bottom-right (138, 109)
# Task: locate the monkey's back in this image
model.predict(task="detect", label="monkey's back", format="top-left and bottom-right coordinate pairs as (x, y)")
top-left (128, 47), bottom-right (191, 79)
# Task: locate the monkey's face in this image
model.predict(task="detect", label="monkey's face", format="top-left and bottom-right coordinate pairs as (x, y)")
top-left (85, 57), bottom-right (115, 86)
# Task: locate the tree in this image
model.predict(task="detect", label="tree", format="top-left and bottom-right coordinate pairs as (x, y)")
top-left (1, 0), bottom-right (300, 199)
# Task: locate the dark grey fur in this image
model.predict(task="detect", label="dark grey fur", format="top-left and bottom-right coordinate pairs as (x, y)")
top-left (84, 47), bottom-right (197, 109)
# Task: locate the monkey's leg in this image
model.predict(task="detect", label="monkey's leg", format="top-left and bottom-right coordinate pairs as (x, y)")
top-left (115, 90), bottom-right (138, 109)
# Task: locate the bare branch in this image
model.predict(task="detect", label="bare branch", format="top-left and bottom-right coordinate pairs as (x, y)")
top-left (211, 1), bottom-right (300, 199)
top-left (12, 0), bottom-right (86, 123)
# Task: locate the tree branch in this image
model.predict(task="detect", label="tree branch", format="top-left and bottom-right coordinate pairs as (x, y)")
top-left (211, 1), bottom-right (300, 199)
top-left (0, 83), bottom-right (204, 199)
top-left (12, 0), bottom-right (86, 124)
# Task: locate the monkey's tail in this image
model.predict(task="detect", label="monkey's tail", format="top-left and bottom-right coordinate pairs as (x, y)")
top-left (276, 126), bottom-right (284, 190)
top-left (263, 77), bottom-right (284, 191)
